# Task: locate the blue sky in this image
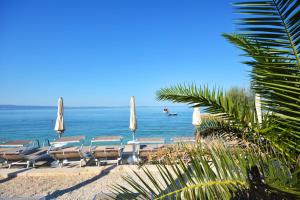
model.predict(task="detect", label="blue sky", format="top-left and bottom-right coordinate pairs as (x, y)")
top-left (0, 0), bottom-right (250, 106)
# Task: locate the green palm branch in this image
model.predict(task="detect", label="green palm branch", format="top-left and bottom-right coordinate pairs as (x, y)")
top-left (199, 118), bottom-right (243, 138)
top-left (234, 0), bottom-right (300, 65)
top-left (157, 85), bottom-right (257, 132)
top-left (110, 1), bottom-right (300, 199)
top-left (111, 143), bottom-right (300, 199)
top-left (223, 33), bottom-right (299, 159)
top-left (157, 0), bottom-right (299, 159)
top-left (223, 0), bottom-right (300, 158)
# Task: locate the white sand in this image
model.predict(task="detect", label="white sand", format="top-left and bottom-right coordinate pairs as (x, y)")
top-left (0, 165), bottom-right (163, 200)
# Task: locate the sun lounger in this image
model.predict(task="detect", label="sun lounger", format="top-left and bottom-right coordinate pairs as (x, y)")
top-left (48, 136), bottom-right (87, 167)
top-left (138, 144), bottom-right (166, 161)
top-left (137, 137), bottom-right (165, 144)
top-left (4, 147), bottom-right (50, 168)
top-left (0, 140), bottom-right (48, 168)
top-left (48, 146), bottom-right (86, 167)
top-left (89, 136), bottom-right (123, 166)
top-left (50, 136), bottom-right (85, 146)
top-left (171, 137), bottom-right (196, 143)
top-left (137, 137), bottom-right (166, 162)
top-left (0, 140), bottom-right (35, 147)
top-left (0, 144), bottom-right (26, 166)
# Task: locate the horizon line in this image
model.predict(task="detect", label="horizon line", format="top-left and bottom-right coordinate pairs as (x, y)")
top-left (0, 104), bottom-right (186, 108)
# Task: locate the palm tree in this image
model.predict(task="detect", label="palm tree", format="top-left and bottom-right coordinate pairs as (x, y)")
top-left (222, 0), bottom-right (300, 160)
top-left (158, 0), bottom-right (300, 161)
top-left (111, 0), bottom-right (300, 199)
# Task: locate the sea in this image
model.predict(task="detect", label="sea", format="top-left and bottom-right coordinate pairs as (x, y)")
top-left (0, 106), bottom-right (196, 145)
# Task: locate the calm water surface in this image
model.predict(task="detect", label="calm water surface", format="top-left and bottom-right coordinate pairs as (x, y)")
top-left (0, 106), bottom-right (195, 145)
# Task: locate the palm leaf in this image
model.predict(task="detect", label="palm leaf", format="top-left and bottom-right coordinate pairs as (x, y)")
top-left (110, 143), bottom-right (300, 199)
top-left (223, 22), bottom-right (300, 159)
top-left (235, 0), bottom-right (300, 64)
top-left (231, 1), bottom-right (300, 149)
top-left (156, 85), bottom-right (257, 131)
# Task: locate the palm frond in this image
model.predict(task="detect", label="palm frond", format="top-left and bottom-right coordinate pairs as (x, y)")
top-left (223, 27), bottom-right (300, 159)
top-left (234, 0), bottom-right (300, 65)
top-left (156, 85), bottom-right (257, 131)
top-left (111, 143), bottom-right (300, 199)
top-left (198, 117), bottom-right (243, 137)
top-left (231, 0), bottom-right (300, 157)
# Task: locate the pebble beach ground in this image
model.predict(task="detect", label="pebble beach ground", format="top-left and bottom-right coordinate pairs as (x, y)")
top-left (0, 165), bottom-right (163, 200)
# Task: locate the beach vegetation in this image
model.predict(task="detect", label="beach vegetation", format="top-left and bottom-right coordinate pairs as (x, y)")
top-left (158, 0), bottom-right (300, 162)
top-left (111, 0), bottom-right (300, 199)
top-left (111, 140), bottom-right (300, 199)
top-left (157, 86), bottom-right (257, 141)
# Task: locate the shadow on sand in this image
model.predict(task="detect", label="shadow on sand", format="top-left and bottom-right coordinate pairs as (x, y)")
top-left (44, 164), bottom-right (117, 200)
top-left (0, 168), bottom-right (32, 184)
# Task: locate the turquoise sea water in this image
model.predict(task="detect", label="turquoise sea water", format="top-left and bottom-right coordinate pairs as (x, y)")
top-left (0, 106), bottom-right (195, 145)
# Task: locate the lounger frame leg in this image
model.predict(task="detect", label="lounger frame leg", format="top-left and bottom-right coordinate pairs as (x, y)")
top-left (59, 161), bottom-right (63, 168)
top-left (117, 158), bottom-right (122, 165)
top-left (26, 161), bottom-right (30, 168)
top-left (3, 161), bottom-right (8, 168)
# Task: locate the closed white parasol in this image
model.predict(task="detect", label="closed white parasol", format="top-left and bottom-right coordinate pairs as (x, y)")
top-left (54, 97), bottom-right (65, 138)
top-left (129, 96), bottom-right (137, 140)
top-left (255, 93), bottom-right (262, 127)
top-left (192, 106), bottom-right (201, 141)
top-left (192, 107), bottom-right (202, 126)
top-left (129, 96), bottom-right (138, 163)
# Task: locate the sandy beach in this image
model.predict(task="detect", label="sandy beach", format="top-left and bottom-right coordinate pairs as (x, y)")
top-left (0, 165), bottom-right (162, 200)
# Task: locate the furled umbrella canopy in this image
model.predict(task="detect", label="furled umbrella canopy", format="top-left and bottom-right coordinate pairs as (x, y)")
top-left (129, 96), bottom-right (138, 163)
top-left (129, 96), bottom-right (137, 138)
top-left (255, 93), bottom-right (262, 126)
top-left (192, 106), bottom-right (202, 141)
top-left (54, 97), bottom-right (65, 138)
top-left (192, 107), bottom-right (202, 126)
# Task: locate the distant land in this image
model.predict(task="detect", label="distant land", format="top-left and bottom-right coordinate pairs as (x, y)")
top-left (0, 105), bottom-right (182, 110)
top-left (0, 105), bottom-right (59, 110)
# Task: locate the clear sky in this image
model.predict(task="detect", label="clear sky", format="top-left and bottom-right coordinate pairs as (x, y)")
top-left (0, 0), bottom-right (250, 106)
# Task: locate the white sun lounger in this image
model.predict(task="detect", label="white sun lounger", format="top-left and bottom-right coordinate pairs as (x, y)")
top-left (48, 136), bottom-right (87, 167)
top-left (137, 137), bottom-right (165, 144)
top-left (0, 140), bottom-right (48, 168)
top-left (89, 136), bottom-right (123, 166)
top-left (171, 137), bottom-right (196, 143)
top-left (137, 137), bottom-right (166, 162)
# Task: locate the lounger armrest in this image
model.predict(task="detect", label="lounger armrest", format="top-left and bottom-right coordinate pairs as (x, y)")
top-left (48, 146), bottom-right (63, 152)
top-left (120, 147), bottom-right (124, 152)
top-left (21, 147), bottom-right (39, 155)
top-left (118, 147), bottom-right (124, 156)
top-left (89, 146), bottom-right (97, 152)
